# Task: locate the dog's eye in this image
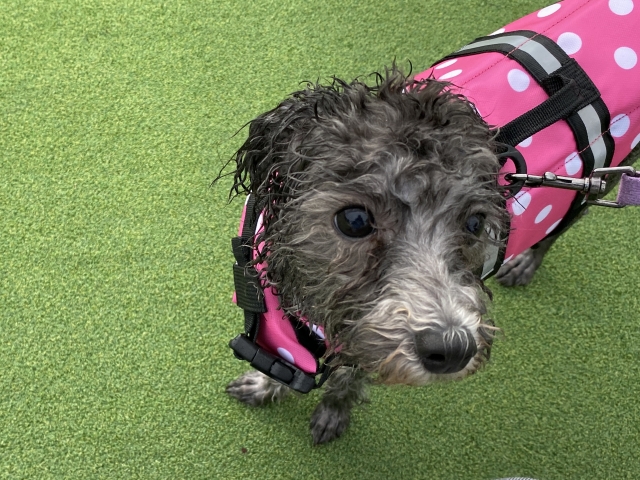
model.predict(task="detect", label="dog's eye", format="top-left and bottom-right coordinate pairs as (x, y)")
top-left (465, 214), bottom-right (485, 236)
top-left (334, 207), bottom-right (375, 238)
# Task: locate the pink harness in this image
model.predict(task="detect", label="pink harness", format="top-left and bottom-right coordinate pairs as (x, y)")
top-left (236, 197), bottom-right (327, 373)
top-left (229, 0), bottom-right (640, 391)
top-left (230, 195), bottom-right (332, 393)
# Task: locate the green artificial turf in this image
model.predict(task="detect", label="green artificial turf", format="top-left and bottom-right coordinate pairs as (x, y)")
top-left (1, 0), bottom-right (639, 478)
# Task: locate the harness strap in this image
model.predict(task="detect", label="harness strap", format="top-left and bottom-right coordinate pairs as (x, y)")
top-left (438, 29), bottom-right (615, 174)
top-left (439, 30), bottom-right (615, 168)
top-left (229, 194), bottom-right (340, 393)
top-left (497, 60), bottom-right (600, 147)
top-left (434, 29), bottom-right (615, 278)
top-left (231, 195), bottom-right (264, 341)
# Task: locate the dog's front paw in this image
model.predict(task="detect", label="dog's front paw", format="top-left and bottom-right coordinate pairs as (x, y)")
top-left (310, 402), bottom-right (351, 445)
top-left (495, 248), bottom-right (542, 287)
top-left (226, 370), bottom-right (290, 407)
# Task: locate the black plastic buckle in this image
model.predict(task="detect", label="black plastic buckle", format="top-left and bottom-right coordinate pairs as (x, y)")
top-left (229, 334), bottom-right (320, 393)
top-left (496, 142), bottom-right (528, 198)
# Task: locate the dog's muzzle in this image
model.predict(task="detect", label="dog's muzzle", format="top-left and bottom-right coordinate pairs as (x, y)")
top-left (415, 327), bottom-right (477, 374)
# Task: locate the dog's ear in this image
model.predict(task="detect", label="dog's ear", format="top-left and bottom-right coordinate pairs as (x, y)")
top-left (231, 97), bottom-right (314, 202)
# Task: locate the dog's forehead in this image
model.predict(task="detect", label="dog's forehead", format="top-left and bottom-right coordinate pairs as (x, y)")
top-left (347, 152), bottom-right (475, 209)
top-left (297, 98), bottom-right (499, 216)
top-left (306, 148), bottom-right (488, 215)
top-left (387, 158), bottom-right (454, 206)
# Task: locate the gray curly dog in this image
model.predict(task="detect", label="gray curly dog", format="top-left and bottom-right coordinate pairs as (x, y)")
top-left (223, 69), bottom-right (635, 445)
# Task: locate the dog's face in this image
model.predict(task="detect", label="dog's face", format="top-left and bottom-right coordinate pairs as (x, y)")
top-left (231, 71), bottom-right (508, 386)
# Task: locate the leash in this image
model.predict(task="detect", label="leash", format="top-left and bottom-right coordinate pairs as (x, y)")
top-left (506, 166), bottom-right (640, 208)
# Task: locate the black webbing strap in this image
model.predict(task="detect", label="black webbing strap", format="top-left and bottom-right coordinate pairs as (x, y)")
top-left (314, 354), bottom-right (337, 389)
top-left (432, 30), bottom-right (615, 278)
top-left (496, 59), bottom-right (600, 146)
top-left (435, 30), bottom-right (614, 175)
top-left (231, 194), bottom-right (265, 340)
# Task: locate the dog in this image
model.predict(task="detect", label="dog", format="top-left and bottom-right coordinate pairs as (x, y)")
top-left (223, 0), bottom-right (640, 444)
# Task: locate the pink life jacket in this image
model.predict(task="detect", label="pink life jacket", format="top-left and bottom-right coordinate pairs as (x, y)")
top-left (229, 0), bottom-right (640, 391)
top-left (415, 0), bottom-right (640, 277)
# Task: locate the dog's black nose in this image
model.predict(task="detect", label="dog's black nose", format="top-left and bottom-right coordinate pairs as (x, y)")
top-left (415, 327), bottom-right (477, 374)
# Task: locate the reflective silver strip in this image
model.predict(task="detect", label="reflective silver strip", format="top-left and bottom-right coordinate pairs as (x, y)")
top-left (458, 35), bottom-right (562, 74)
top-left (577, 105), bottom-right (608, 169)
top-left (461, 35), bottom-right (611, 169)
top-left (518, 40), bottom-right (562, 74)
top-left (481, 229), bottom-right (500, 279)
top-left (459, 35), bottom-right (528, 52)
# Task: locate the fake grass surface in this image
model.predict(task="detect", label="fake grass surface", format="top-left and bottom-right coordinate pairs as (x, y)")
top-left (1, 0), bottom-right (639, 478)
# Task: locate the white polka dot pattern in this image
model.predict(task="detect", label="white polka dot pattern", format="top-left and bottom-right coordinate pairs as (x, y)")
top-left (277, 347), bottom-right (295, 364)
top-left (632, 133), bottom-right (640, 149)
top-left (557, 32), bottom-right (582, 55)
top-left (615, 47), bottom-right (638, 69)
top-left (439, 69), bottom-right (463, 80)
top-left (507, 69), bottom-right (530, 92)
top-left (564, 153), bottom-right (582, 175)
top-left (511, 191), bottom-right (531, 216)
top-left (435, 59), bottom-right (457, 69)
top-left (609, 0), bottom-right (634, 15)
top-left (535, 205), bottom-right (553, 224)
top-left (610, 114), bottom-right (631, 137)
top-left (538, 3), bottom-right (561, 17)
top-left (546, 220), bottom-right (562, 235)
top-left (518, 136), bottom-right (533, 147)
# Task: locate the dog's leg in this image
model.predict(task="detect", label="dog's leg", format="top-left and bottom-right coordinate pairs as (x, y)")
top-left (226, 370), bottom-right (290, 406)
top-left (494, 234), bottom-right (558, 286)
top-left (495, 208), bottom-right (591, 286)
top-left (310, 367), bottom-right (369, 445)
